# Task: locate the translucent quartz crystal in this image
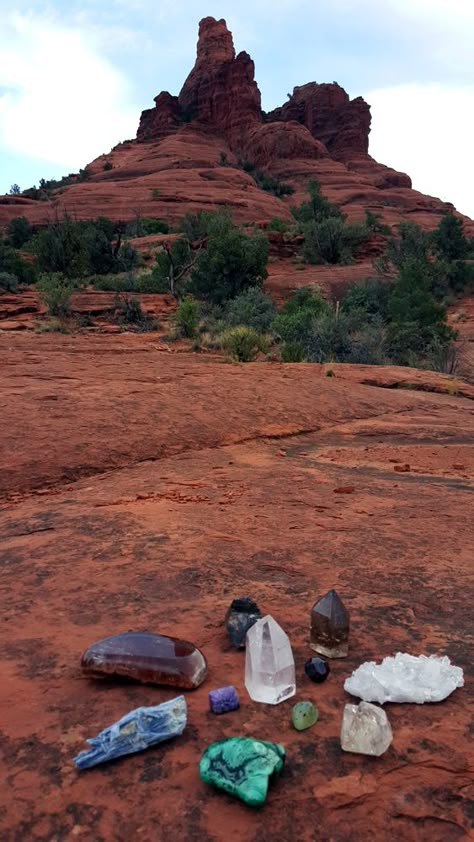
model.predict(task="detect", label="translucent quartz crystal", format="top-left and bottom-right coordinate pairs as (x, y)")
top-left (245, 615), bottom-right (296, 704)
top-left (74, 696), bottom-right (187, 769)
top-left (344, 652), bottom-right (464, 704)
top-left (81, 631), bottom-right (207, 689)
top-left (291, 700), bottom-right (318, 731)
top-left (341, 701), bottom-right (392, 756)
top-left (310, 589), bottom-right (349, 658)
top-left (199, 737), bottom-right (285, 806)
top-left (225, 597), bottom-right (262, 649)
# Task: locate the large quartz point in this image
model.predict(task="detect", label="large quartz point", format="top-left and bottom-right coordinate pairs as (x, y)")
top-left (341, 701), bottom-right (392, 756)
top-left (344, 652), bottom-right (464, 704)
top-left (310, 589), bottom-right (349, 658)
top-left (81, 631), bottom-right (207, 689)
top-left (245, 615), bottom-right (296, 704)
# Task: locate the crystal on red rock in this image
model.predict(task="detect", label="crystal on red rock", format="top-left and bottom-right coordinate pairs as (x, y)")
top-left (81, 631), bottom-right (208, 689)
top-left (310, 589), bottom-right (350, 658)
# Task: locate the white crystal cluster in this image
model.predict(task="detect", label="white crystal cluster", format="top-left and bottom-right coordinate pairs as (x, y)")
top-left (344, 653), bottom-right (464, 704)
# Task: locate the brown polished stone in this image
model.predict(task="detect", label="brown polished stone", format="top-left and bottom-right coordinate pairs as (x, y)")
top-left (81, 631), bottom-right (208, 689)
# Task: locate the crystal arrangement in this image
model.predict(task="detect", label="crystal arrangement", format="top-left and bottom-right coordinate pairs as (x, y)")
top-left (74, 696), bottom-right (187, 769)
top-left (341, 701), bottom-right (392, 756)
top-left (81, 631), bottom-right (208, 689)
top-left (245, 615), bottom-right (296, 704)
top-left (199, 737), bottom-right (285, 806)
top-left (310, 589), bottom-right (350, 658)
top-left (344, 652), bottom-right (464, 704)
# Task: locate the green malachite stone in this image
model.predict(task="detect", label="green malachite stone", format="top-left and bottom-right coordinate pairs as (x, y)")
top-left (199, 737), bottom-right (285, 807)
top-left (291, 700), bottom-right (318, 731)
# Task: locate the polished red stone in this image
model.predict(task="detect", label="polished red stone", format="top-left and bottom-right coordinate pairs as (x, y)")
top-left (81, 631), bottom-right (208, 689)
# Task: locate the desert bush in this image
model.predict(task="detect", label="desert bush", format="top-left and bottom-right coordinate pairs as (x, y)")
top-left (175, 297), bottom-right (199, 337)
top-left (291, 179), bottom-right (343, 225)
top-left (188, 213), bottom-right (268, 304)
top-left (6, 217), bottom-right (33, 248)
top-left (224, 287), bottom-right (276, 332)
top-left (433, 213), bottom-right (468, 262)
top-left (0, 271), bottom-right (18, 292)
top-left (220, 326), bottom-right (269, 362)
top-left (267, 217), bottom-right (290, 233)
top-left (280, 341), bottom-right (305, 362)
top-left (37, 273), bottom-right (74, 317)
top-left (341, 278), bottom-right (391, 323)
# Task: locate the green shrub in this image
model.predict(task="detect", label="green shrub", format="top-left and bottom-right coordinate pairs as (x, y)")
top-left (37, 273), bottom-right (74, 317)
top-left (34, 318), bottom-right (68, 334)
top-left (385, 221), bottom-right (428, 268)
top-left (220, 326), bottom-right (269, 362)
top-left (0, 271), bottom-right (18, 292)
top-left (224, 287), bottom-right (276, 332)
top-left (291, 179), bottom-right (343, 225)
top-left (433, 214), bottom-right (468, 262)
top-left (188, 213), bottom-right (268, 304)
top-left (267, 217), bottom-right (289, 233)
top-left (113, 295), bottom-right (155, 329)
top-left (303, 217), bottom-right (368, 264)
top-left (0, 238), bottom-right (36, 283)
top-left (280, 341), bottom-right (305, 362)
top-left (178, 210), bottom-right (214, 241)
top-left (175, 297), bottom-right (199, 338)
top-left (364, 210), bottom-right (391, 235)
top-left (341, 278), bottom-right (391, 323)
top-left (6, 217), bottom-right (33, 248)
top-left (152, 237), bottom-right (193, 295)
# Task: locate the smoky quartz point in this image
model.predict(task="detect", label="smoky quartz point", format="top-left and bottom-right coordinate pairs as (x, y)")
top-left (81, 631), bottom-right (207, 689)
top-left (310, 589), bottom-right (349, 658)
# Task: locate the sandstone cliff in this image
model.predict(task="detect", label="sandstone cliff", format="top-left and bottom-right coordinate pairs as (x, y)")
top-left (0, 16), bottom-right (471, 233)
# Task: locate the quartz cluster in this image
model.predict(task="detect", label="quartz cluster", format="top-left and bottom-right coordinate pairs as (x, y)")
top-left (344, 653), bottom-right (464, 704)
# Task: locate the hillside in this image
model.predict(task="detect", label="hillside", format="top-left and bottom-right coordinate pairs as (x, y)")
top-left (1, 16), bottom-right (472, 235)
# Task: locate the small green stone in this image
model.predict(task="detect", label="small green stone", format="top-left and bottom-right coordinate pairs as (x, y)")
top-left (291, 700), bottom-right (318, 731)
top-left (199, 737), bottom-right (285, 807)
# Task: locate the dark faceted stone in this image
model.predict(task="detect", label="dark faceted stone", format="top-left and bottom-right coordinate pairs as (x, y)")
top-left (81, 631), bottom-right (207, 689)
top-left (224, 597), bottom-right (262, 648)
top-left (304, 656), bottom-right (330, 683)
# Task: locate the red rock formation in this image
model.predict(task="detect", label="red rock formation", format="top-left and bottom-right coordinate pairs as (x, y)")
top-left (178, 16), bottom-right (261, 145)
top-left (137, 92), bottom-right (181, 142)
top-left (268, 83), bottom-right (372, 162)
top-left (0, 16), bottom-right (471, 234)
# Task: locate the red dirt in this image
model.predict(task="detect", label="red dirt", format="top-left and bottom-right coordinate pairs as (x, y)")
top-left (0, 333), bottom-right (473, 840)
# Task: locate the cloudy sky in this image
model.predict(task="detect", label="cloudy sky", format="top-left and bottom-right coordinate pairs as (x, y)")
top-left (0, 0), bottom-right (473, 216)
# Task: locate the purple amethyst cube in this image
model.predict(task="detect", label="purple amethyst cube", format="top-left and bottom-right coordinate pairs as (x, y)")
top-left (208, 685), bottom-right (240, 714)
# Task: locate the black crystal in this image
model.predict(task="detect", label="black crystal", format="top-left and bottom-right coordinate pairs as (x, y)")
top-left (304, 656), bottom-right (330, 684)
top-left (224, 597), bottom-right (261, 649)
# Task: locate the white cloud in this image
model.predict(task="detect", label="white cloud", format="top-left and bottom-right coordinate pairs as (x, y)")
top-left (0, 13), bottom-right (138, 170)
top-left (366, 84), bottom-right (474, 218)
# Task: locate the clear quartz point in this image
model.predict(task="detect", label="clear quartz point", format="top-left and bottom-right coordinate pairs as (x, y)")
top-left (341, 701), bottom-right (393, 756)
top-left (310, 588), bottom-right (349, 658)
top-left (245, 615), bottom-right (296, 704)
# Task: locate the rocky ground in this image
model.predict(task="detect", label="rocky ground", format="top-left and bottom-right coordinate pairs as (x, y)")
top-left (0, 332), bottom-right (473, 841)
